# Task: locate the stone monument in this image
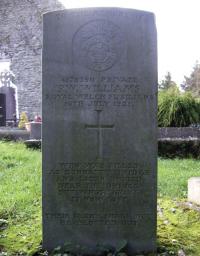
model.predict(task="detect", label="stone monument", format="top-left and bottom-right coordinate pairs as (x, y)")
top-left (42, 8), bottom-right (157, 255)
top-left (188, 177), bottom-right (200, 205)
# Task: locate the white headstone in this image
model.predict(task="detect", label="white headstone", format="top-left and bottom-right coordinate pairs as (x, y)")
top-left (188, 177), bottom-right (200, 205)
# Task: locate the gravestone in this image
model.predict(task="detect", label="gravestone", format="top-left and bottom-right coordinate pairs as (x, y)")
top-left (0, 93), bottom-right (6, 126)
top-left (0, 71), bottom-right (17, 122)
top-left (188, 177), bottom-right (200, 205)
top-left (43, 8), bottom-right (157, 255)
top-left (30, 122), bottom-right (42, 140)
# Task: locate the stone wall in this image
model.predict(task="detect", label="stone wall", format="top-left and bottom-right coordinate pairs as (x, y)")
top-left (158, 127), bottom-right (200, 158)
top-left (0, 0), bottom-right (64, 119)
top-left (158, 127), bottom-right (200, 139)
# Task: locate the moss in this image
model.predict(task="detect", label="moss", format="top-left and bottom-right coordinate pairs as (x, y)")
top-left (158, 198), bottom-right (200, 255)
top-left (0, 212), bottom-right (42, 256)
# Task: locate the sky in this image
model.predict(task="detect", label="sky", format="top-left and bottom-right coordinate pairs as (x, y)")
top-left (0, 61), bottom-right (10, 71)
top-left (59, 0), bottom-right (200, 85)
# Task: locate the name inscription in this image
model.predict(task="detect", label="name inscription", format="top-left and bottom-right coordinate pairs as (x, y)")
top-left (45, 76), bottom-right (156, 109)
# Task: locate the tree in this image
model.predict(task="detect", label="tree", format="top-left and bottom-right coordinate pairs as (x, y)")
top-left (181, 61), bottom-right (200, 97)
top-left (159, 71), bottom-right (177, 90)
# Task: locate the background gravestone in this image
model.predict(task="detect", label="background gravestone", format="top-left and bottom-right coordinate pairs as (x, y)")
top-left (43, 8), bottom-right (157, 255)
top-left (0, 93), bottom-right (6, 126)
top-left (0, 71), bottom-right (17, 122)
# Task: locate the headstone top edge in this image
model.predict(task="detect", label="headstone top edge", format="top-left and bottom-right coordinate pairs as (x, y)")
top-left (188, 177), bottom-right (200, 182)
top-left (43, 7), bottom-right (155, 18)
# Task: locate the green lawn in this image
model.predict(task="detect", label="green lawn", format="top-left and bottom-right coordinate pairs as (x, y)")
top-left (158, 158), bottom-right (200, 198)
top-left (0, 141), bottom-right (200, 255)
top-left (0, 141), bottom-right (41, 255)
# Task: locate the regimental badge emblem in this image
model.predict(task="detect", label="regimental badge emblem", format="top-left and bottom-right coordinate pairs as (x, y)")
top-left (72, 20), bottom-right (125, 72)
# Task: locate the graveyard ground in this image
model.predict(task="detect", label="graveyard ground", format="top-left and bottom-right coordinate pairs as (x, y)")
top-left (0, 141), bottom-right (200, 256)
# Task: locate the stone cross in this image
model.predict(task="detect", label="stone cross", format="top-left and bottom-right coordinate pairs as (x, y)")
top-left (0, 71), bottom-right (12, 87)
top-left (85, 110), bottom-right (114, 159)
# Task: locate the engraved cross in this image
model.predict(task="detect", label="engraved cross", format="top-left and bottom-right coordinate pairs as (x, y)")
top-left (85, 110), bottom-right (114, 159)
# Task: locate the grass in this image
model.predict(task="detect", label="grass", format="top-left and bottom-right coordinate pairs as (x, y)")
top-left (0, 141), bottom-right (200, 255)
top-left (158, 158), bottom-right (200, 198)
top-left (0, 141), bottom-right (41, 255)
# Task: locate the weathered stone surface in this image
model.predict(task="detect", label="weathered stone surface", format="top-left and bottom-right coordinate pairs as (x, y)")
top-left (188, 177), bottom-right (200, 205)
top-left (43, 8), bottom-right (157, 255)
top-left (30, 121), bottom-right (41, 140)
top-left (0, 93), bottom-right (6, 126)
top-left (0, 0), bottom-right (64, 118)
top-left (0, 127), bottom-right (29, 140)
top-left (0, 86), bottom-right (16, 121)
top-left (24, 139), bottom-right (41, 149)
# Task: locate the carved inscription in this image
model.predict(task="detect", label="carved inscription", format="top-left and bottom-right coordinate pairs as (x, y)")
top-left (45, 160), bottom-right (154, 227)
top-left (55, 10), bottom-right (148, 21)
top-left (45, 212), bottom-right (154, 226)
top-left (46, 162), bottom-right (153, 206)
top-left (45, 76), bottom-right (157, 109)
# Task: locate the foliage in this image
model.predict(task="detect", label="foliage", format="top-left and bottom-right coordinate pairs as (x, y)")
top-left (34, 114), bottom-right (42, 123)
top-left (181, 61), bottom-right (200, 97)
top-left (159, 72), bottom-right (177, 90)
top-left (18, 112), bottom-right (29, 129)
top-left (158, 139), bottom-right (200, 159)
top-left (158, 87), bottom-right (200, 127)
